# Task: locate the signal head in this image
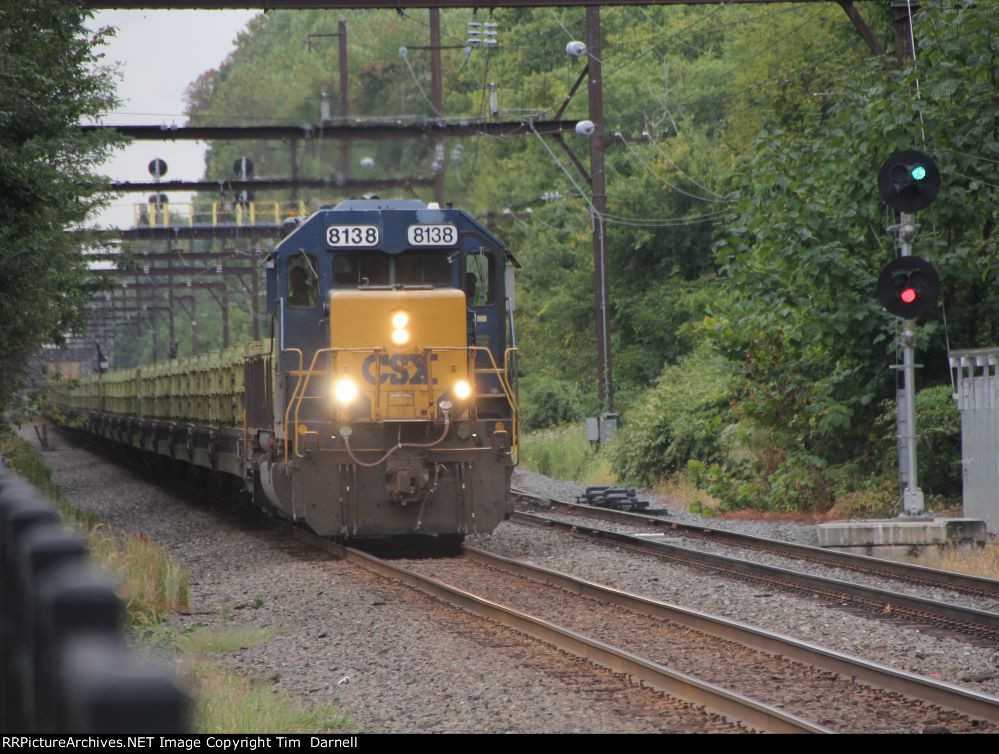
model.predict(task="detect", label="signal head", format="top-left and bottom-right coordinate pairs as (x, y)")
top-left (878, 150), bottom-right (940, 212)
top-left (876, 256), bottom-right (940, 318)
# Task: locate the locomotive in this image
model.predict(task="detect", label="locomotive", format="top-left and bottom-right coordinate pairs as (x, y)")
top-left (48, 199), bottom-right (520, 547)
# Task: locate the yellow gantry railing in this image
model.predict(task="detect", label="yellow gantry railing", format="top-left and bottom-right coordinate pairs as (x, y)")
top-left (135, 200), bottom-right (311, 228)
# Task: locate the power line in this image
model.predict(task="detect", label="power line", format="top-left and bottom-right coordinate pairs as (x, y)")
top-left (399, 47), bottom-right (438, 115)
top-left (942, 148), bottom-right (999, 167)
top-left (603, 3), bottom-right (728, 81)
top-left (645, 137), bottom-right (728, 199)
top-left (614, 133), bottom-right (730, 203)
top-left (529, 120), bottom-right (727, 228)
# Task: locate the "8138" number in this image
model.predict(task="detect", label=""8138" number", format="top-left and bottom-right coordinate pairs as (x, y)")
top-left (407, 224), bottom-right (458, 246)
top-left (327, 225), bottom-right (379, 247)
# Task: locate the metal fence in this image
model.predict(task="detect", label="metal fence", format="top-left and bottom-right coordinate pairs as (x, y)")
top-left (949, 348), bottom-right (999, 533)
top-left (0, 459), bottom-right (188, 733)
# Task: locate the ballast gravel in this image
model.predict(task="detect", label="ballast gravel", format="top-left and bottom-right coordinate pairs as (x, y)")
top-left (397, 556), bottom-right (995, 733)
top-left (513, 468), bottom-right (821, 545)
top-left (525, 507), bottom-right (999, 614)
top-left (29, 431), bottom-right (746, 734)
top-left (479, 473), bottom-right (999, 698)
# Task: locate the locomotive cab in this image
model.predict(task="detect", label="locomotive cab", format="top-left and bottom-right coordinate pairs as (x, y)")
top-left (256, 199), bottom-right (519, 540)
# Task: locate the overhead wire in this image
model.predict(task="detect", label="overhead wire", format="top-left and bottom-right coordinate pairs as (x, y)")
top-left (614, 133), bottom-right (730, 204)
top-left (645, 138), bottom-right (728, 199)
top-left (941, 148), bottom-right (999, 167)
top-left (399, 47), bottom-right (439, 116)
top-left (905, 0), bottom-right (928, 143)
top-left (528, 120), bottom-right (726, 228)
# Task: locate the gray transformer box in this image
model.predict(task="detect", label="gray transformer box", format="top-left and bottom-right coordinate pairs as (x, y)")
top-left (950, 348), bottom-right (999, 533)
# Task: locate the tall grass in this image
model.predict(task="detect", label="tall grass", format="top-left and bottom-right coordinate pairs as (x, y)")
top-left (185, 662), bottom-right (352, 734)
top-left (177, 626), bottom-right (280, 654)
top-left (0, 427), bottom-right (188, 625)
top-left (520, 425), bottom-right (616, 485)
top-left (911, 544), bottom-right (999, 579)
top-left (3, 425), bottom-right (350, 732)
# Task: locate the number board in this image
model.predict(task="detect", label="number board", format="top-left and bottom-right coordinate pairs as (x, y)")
top-left (407, 224), bottom-right (458, 247)
top-left (326, 225), bottom-right (379, 247)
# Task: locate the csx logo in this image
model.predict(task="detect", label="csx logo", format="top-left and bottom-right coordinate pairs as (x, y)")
top-left (361, 354), bottom-right (439, 385)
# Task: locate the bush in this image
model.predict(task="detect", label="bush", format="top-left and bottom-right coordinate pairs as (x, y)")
top-left (611, 344), bottom-right (736, 486)
top-left (874, 384), bottom-right (961, 498)
top-left (520, 375), bottom-right (581, 432)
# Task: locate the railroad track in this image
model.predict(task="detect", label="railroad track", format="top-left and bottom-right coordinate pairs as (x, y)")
top-left (274, 521), bottom-right (999, 733)
top-left (511, 488), bottom-right (999, 600)
top-left (273, 522), bottom-right (820, 733)
top-left (508, 498), bottom-right (999, 646)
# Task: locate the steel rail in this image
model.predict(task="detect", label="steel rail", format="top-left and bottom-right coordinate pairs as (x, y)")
top-left (512, 488), bottom-right (999, 599)
top-left (462, 545), bottom-right (999, 724)
top-left (512, 510), bottom-right (999, 641)
top-left (275, 522), bottom-right (828, 734)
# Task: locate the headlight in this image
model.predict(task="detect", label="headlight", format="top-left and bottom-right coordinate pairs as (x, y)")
top-left (391, 311), bottom-right (409, 329)
top-left (453, 379), bottom-right (472, 400)
top-left (333, 377), bottom-right (358, 405)
top-left (391, 328), bottom-right (410, 345)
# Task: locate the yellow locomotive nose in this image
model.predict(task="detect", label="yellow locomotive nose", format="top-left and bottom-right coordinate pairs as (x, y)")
top-left (330, 288), bottom-right (469, 421)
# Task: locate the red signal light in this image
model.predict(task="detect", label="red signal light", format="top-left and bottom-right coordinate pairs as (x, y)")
top-left (900, 288), bottom-right (917, 304)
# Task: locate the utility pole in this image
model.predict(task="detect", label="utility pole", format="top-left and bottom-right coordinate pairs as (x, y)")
top-left (338, 19), bottom-right (350, 181)
top-left (586, 6), bottom-right (614, 427)
top-left (310, 21), bottom-right (350, 180)
top-left (891, 0), bottom-right (917, 66)
top-left (430, 8), bottom-right (446, 205)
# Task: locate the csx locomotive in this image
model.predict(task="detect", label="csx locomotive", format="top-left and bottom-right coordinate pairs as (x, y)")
top-left (48, 199), bottom-right (519, 547)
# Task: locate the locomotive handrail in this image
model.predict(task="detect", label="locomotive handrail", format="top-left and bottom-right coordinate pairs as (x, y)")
top-left (504, 347), bottom-right (520, 464)
top-left (287, 344), bottom-right (518, 461)
top-left (290, 347), bottom-right (335, 461)
top-left (287, 346), bottom-right (392, 461)
top-left (432, 345), bottom-right (519, 460)
top-left (280, 347), bottom-right (304, 462)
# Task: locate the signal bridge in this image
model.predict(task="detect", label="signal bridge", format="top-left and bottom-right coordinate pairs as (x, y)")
top-left (135, 198), bottom-right (311, 230)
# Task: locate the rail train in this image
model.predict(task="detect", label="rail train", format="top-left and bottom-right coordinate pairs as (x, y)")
top-left (47, 199), bottom-right (520, 549)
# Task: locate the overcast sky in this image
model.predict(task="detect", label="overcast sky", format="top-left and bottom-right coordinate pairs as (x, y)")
top-left (86, 10), bottom-right (260, 229)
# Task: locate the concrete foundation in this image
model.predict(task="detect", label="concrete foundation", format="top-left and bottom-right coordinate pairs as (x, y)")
top-left (816, 518), bottom-right (988, 561)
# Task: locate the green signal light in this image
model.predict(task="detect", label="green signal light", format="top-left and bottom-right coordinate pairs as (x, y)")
top-left (911, 165), bottom-right (927, 181)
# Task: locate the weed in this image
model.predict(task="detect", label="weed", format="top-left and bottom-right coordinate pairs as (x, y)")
top-left (176, 626), bottom-right (280, 654)
top-left (182, 660), bottom-right (352, 734)
top-left (910, 544), bottom-right (999, 579)
top-left (520, 425), bottom-right (616, 485)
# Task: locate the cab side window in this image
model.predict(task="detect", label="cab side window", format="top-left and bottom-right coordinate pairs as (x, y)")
top-left (466, 251), bottom-right (495, 307)
top-left (287, 254), bottom-right (318, 308)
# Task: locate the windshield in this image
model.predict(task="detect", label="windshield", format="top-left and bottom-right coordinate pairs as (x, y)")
top-left (333, 251), bottom-right (452, 287)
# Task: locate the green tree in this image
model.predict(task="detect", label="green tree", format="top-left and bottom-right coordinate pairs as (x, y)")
top-left (703, 0), bottom-right (997, 508)
top-left (0, 1), bottom-right (121, 409)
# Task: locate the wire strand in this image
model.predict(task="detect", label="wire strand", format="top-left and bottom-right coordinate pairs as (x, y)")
top-left (615, 134), bottom-right (730, 203)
